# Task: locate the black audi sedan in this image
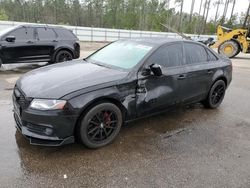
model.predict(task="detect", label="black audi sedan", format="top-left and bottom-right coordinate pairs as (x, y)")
top-left (0, 25), bottom-right (80, 67)
top-left (13, 38), bottom-right (232, 148)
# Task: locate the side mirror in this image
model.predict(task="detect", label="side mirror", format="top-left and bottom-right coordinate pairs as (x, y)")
top-left (150, 64), bottom-right (162, 76)
top-left (5, 36), bottom-right (16, 42)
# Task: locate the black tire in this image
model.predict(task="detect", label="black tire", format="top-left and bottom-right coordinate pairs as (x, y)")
top-left (55, 50), bottom-right (73, 63)
top-left (218, 40), bottom-right (240, 58)
top-left (235, 45), bottom-right (241, 56)
top-left (77, 102), bottom-right (123, 149)
top-left (203, 80), bottom-right (226, 109)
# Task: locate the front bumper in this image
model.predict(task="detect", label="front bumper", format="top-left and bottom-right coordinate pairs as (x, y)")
top-left (13, 97), bottom-right (78, 146)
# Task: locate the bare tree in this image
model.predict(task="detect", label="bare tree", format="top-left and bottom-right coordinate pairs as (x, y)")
top-left (198, 0), bottom-right (203, 16)
top-left (221, 0), bottom-right (230, 23)
top-left (175, 0), bottom-right (184, 32)
top-left (201, 0), bottom-right (208, 22)
top-left (229, 0), bottom-right (236, 23)
top-left (164, 0), bottom-right (171, 32)
top-left (203, 0), bottom-right (211, 33)
top-left (198, 0), bottom-right (207, 34)
top-left (214, 0), bottom-right (223, 24)
top-left (189, 0), bottom-right (195, 22)
top-left (194, 0), bottom-right (203, 33)
top-left (243, 1), bottom-right (250, 28)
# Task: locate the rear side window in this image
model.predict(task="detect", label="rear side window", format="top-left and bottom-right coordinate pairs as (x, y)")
top-left (37, 28), bottom-right (56, 40)
top-left (147, 43), bottom-right (183, 68)
top-left (8, 27), bottom-right (34, 41)
top-left (184, 43), bottom-right (207, 64)
top-left (206, 49), bottom-right (218, 61)
top-left (55, 28), bottom-right (76, 39)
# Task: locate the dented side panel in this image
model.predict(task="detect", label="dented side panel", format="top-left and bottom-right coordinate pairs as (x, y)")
top-left (136, 67), bottom-right (186, 116)
top-left (68, 80), bottom-right (138, 120)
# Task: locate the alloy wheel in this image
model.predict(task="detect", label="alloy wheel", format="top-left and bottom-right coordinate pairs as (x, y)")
top-left (87, 110), bottom-right (118, 143)
top-left (211, 84), bottom-right (225, 105)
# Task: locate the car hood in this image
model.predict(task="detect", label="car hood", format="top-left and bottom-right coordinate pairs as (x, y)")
top-left (17, 60), bottom-right (128, 99)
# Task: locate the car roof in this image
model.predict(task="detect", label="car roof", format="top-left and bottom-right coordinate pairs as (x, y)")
top-left (124, 37), bottom-right (200, 47)
top-left (17, 24), bottom-right (66, 30)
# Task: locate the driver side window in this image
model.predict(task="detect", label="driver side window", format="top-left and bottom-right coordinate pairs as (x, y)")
top-left (8, 28), bottom-right (34, 42)
top-left (146, 43), bottom-right (183, 68)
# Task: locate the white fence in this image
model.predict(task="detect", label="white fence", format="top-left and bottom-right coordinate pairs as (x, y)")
top-left (0, 21), bottom-right (216, 42)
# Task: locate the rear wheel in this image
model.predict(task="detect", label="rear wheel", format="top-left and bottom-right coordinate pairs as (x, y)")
top-left (203, 80), bottom-right (226, 109)
top-left (55, 50), bottom-right (73, 63)
top-left (218, 40), bottom-right (240, 58)
top-left (77, 102), bottom-right (123, 149)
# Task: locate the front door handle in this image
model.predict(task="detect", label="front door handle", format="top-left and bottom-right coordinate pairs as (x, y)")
top-left (27, 41), bottom-right (34, 44)
top-left (207, 70), bottom-right (214, 74)
top-left (178, 74), bottom-right (186, 80)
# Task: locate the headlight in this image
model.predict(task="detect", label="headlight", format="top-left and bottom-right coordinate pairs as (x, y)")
top-left (30, 99), bottom-right (66, 111)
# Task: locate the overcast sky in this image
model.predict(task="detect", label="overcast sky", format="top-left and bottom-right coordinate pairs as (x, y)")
top-left (169, 0), bottom-right (249, 21)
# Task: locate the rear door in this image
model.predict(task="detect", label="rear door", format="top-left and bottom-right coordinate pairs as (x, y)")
top-left (181, 42), bottom-right (217, 104)
top-left (1, 27), bottom-right (35, 63)
top-left (34, 27), bottom-right (57, 61)
top-left (136, 42), bottom-right (185, 116)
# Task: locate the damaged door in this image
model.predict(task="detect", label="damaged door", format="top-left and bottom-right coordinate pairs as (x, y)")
top-left (136, 43), bottom-right (185, 116)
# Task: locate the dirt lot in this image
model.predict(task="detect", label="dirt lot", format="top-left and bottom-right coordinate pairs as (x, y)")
top-left (0, 43), bottom-right (250, 188)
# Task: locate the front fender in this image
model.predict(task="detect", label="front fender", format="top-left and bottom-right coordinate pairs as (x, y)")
top-left (67, 83), bottom-right (137, 121)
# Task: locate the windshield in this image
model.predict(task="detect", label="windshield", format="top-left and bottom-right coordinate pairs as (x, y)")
top-left (87, 40), bottom-right (153, 69)
top-left (0, 26), bottom-right (17, 37)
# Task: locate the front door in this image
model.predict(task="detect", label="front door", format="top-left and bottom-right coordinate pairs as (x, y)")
top-left (1, 27), bottom-right (35, 63)
top-left (136, 43), bottom-right (185, 116)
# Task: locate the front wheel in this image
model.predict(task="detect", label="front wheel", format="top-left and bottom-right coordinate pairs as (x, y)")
top-left (203, 80), bottom-right (226, 109)
top-left (77, 102), bottom-right (123, 149)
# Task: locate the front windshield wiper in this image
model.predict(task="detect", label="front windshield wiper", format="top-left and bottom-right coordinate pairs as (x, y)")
top-left (87, 59), bottom-right (111, 69)
top-left (84, 58), bottom-right (127, 71)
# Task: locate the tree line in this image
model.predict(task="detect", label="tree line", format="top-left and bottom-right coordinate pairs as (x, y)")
top-left (0, 0), bottom-right (249, 35)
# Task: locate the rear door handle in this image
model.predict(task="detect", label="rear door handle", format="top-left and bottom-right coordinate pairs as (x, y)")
top-left (52, 40), bottom-right (58, 42)
top-left (178, 74), bottom-right (186, 80)
top-left (27, 41), bottom-right (34, 44)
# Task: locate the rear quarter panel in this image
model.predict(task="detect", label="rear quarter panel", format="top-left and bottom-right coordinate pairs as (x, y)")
top-left (210, 58), bottom-right (232, 89)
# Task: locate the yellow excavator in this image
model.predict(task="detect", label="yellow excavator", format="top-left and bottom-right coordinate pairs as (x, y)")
top-left (211, 25), bottom-right (250, 58)
top-left (160, 23), bottom-right (249, 58)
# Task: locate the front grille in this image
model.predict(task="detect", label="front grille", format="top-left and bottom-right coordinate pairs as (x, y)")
top-left (14, 87), bottom-right (31, 110)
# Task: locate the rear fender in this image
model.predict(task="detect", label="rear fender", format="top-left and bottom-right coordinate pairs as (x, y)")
top-left (211, 69), bottom-right (228, 88)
